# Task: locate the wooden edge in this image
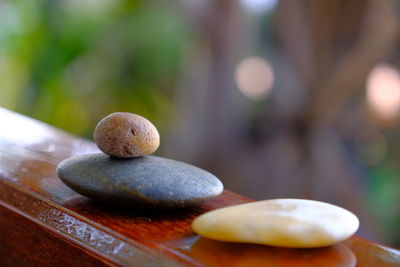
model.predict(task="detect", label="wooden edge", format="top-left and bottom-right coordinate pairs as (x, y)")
top-left (0, 179), bottom-right (181, 267)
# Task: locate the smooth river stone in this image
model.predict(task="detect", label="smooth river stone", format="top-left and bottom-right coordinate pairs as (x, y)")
top-left (57, 153), bottom-right (223, 208)
top-left (192, 199), bottom-right (359, 248)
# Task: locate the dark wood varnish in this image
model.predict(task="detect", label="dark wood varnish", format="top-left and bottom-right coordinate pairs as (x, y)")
top-left (0, 107), bottom-right (399, 266)
top-left (0, 204), bottom-right (110, 267)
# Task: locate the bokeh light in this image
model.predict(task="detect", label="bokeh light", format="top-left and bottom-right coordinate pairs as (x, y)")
top-left (367, 63), bottom-right (400, 120)
top-left (235, 56), bottom-right (274, 100)
top-left (239, 0), bottom-right (278, 14)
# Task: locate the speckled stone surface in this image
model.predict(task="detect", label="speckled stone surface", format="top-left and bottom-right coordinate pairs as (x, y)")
top-left (57, 153), bottom-right (223, 208)
top-left (93, 112), bottom-right (160, 158)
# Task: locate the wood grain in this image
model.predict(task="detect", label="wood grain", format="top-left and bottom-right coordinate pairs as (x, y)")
top-left (0, 107), bottom-right (399, 266)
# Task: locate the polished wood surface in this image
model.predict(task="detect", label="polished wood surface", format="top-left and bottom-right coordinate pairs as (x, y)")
top-left (0, 107), bottom-right (399, 266)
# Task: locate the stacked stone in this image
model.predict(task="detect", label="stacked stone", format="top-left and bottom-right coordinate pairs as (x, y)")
top-left (57, 112), bottom-right (223, 209)
top-left (57, 112), bottom-right (359, 248)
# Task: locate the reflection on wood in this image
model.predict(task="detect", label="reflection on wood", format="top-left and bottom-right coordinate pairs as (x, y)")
top-left (190, 238), bottom-right (355, 267)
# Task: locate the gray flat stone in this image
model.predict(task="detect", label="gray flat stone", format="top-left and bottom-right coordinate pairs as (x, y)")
top-left (57, 153), bottom-right (223, 208)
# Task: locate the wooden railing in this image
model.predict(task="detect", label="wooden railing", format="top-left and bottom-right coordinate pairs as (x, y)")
top-left (0, 107), bottom-right (399, 266)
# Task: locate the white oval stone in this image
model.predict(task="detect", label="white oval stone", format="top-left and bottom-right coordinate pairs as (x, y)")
top-left (192, 199), bottom-right (359, 248)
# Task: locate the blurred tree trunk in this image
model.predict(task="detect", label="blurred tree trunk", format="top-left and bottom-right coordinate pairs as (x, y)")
top-left (274, 0), bottom-right (399, 240)
top-left (170, 0), bottom-right (242, 163)
top-left (170, 0), bottom-right (399, 242)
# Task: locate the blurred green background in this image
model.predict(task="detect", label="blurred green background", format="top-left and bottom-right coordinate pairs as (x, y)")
top-left (0, 0), bottom-right (185, 136)
top-left (1, 0), bottom-right (399, 246)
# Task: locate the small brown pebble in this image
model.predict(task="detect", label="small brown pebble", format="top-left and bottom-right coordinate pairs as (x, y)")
top-left (93, 112), bottom-right (160, 158)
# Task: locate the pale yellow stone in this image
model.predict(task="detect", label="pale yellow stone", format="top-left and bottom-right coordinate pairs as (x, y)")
top-left (192, 199), bottom-right (359, 248)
